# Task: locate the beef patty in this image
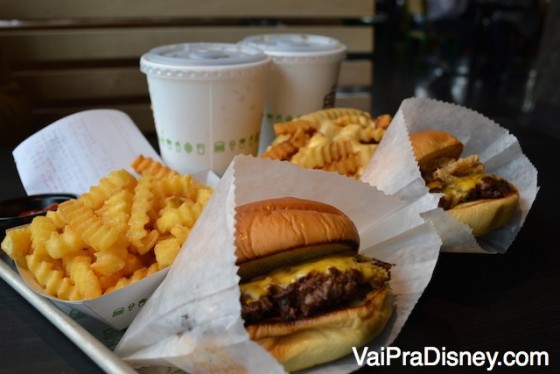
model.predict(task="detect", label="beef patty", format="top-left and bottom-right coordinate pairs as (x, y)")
top-left (241, 258), bottom-right (390, 325)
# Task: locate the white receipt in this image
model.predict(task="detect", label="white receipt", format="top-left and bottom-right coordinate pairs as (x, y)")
top-left (13, 110), bottom-right (160, 195)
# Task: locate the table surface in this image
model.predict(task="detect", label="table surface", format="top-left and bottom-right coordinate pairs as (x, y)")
top-left (1, 124), bottom-right (559, 374)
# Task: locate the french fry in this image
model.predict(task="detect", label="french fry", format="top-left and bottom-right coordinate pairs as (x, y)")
top-left (273, 119), bottom-right (315, 135)
top-left (154, 237), bottom-right (181, 268)
top-left (26, 253), bottom-right (66, 297)
top-left (97, 189), bottom-right (134, 227)
top-left (152, 174), bottom-right (197, 201)
top-left (335, 114), bottom-right (374, 127)
top-left (46, 210), bottom-right (66, 230)
top-left (170, 225), bottom-right (190, 244)
top-left (156, 200), bottom-right (199, 233)
top-left (104, 263), bottom-right (160, 294)
top-left (91, 246), bottom-right (128, 276)
top-left (260, 108), bottom-right (392, 179)
top-left (260, 140), bottom-right (299, 161)
top-left (374, 114), bottom-right (392, 130)
top-left (299, 107), bottom-right (368, 125)
top-left (56, 277), bottom-right (83, 301)
top-left (67, 255), bottom-right (102, 299)
top-left (80, 169), bottom-right (137, 210)
top-left (131, 155), bottom-right (179, 179)
top-left (1, 156), bottom-right (212, 301)
top-left (59, 199), bottom-right (127, 252)
top-left (98, 269), bottom-right (127, 292)
top-left (122, 253), bottom-right (146, 275)
top-left (45, 225), bottom-right (86, 259)
top-left (1, 227), bottom-right (32, 267)
top-left (127, 175), bottom-right (157, 252)
top-left (323, 152), bottom-right (363, 177)
top-left (291, 139), bottom-right (355, 170)
top-left (29, 216), bottom-right (58, 256)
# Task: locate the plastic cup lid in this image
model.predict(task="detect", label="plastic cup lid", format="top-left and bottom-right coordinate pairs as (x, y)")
top-left (240, 34), bottom-right (346, 54)
top-left (141, 42), bottom-right (267, 67)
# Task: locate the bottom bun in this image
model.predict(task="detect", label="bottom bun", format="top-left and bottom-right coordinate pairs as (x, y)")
top-left (448, 191), bottom-right (520, 238)
top-left (246, 286), bottom-right (394, 372)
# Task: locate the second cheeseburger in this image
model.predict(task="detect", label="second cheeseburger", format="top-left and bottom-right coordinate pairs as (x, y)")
top-left (410, 130), bottom-right (519, 237)
top-left (235, 197), bottom-right (394, 372)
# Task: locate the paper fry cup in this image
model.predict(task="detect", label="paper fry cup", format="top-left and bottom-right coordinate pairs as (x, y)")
top-left (18, 265), bottom-right (168, 330)
top-left (13, 170), bottom-right (219, 330)
top-left (361, 97), bottom-right (539, 253)
top-left (115, 155), bottom-right (441, 373)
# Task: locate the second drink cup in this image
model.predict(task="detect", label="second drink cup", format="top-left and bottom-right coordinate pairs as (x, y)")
top-left (140, 43), bottom-right (271, 175)
top-left (239, 34), bottom-right (347, 153)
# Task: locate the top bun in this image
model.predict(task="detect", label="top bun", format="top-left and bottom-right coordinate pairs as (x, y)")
top-left (235, 197), bottom-right (359, 280)
top-left (410, 130), bottom-right (463, 174)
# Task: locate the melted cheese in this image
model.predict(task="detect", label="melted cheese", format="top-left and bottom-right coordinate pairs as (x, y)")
top-left (240, 255), bottom-right (387, 302)
top-left (453, 174), bottom-right (483, 192)
top-left (429, 173), bottom-right (486, 208)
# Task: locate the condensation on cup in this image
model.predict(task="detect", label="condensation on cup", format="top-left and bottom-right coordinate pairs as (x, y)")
top-left (239, 34), bottom-right (347, 153)
top-left (140, 43), bottom-right (271, 175)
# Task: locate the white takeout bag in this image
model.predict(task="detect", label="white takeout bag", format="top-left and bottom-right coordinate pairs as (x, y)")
top-left (115, 155), bottom-right (442, 373)
top-left (361, 97), bottom-right (539, 253)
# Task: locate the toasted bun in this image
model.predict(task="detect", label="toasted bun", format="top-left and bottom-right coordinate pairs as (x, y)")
top-left (410, 130), bottom-right (463, 173)
top-left (447, 190), bottom-right (520, 237)
top-left (410, 130), bottom-right (519, 237)
top-left (246, 285), bottom-right (394, 372)
top-left (235, 197), bottom-right (359, 280)
top-left (237, 198), bottom-right (392, 370)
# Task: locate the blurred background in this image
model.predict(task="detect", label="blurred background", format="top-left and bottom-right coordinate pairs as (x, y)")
top-left (0, 0), bottom-right (557, 157)
top-left (372, 0), bottom-right (557, 137)
top-left (0, 3), bottom-right (558, 372)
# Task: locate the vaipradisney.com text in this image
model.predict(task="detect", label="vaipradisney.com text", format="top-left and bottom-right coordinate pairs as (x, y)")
top-left (353, 346), bottom-right (550, 371)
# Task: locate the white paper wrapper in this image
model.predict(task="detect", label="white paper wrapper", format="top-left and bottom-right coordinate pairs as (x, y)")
top-left (115, 155), bottom-right (441, 373)
top-left (361, 97), bottom-right (539, 253)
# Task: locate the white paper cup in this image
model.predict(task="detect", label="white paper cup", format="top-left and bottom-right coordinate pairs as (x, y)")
top-left (239, 34), bottom-right (346, 153)
top-left (141, 43), bottom-right (271, 175)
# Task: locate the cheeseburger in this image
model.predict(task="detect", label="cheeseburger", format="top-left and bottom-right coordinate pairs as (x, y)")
top-left (235, 197), bottom-right (393, 372)
top-left (410, 130), bottom-right (519, 237)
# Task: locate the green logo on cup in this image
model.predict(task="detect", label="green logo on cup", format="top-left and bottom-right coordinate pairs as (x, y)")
top-left (197, 144), bottom-right (205, 155)
top-left (162, 132), bottom-right (259, 155)
top-left (214, 141), bottom-right (225, 152)
top-left (265, 112), bottom-right (293, 123)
